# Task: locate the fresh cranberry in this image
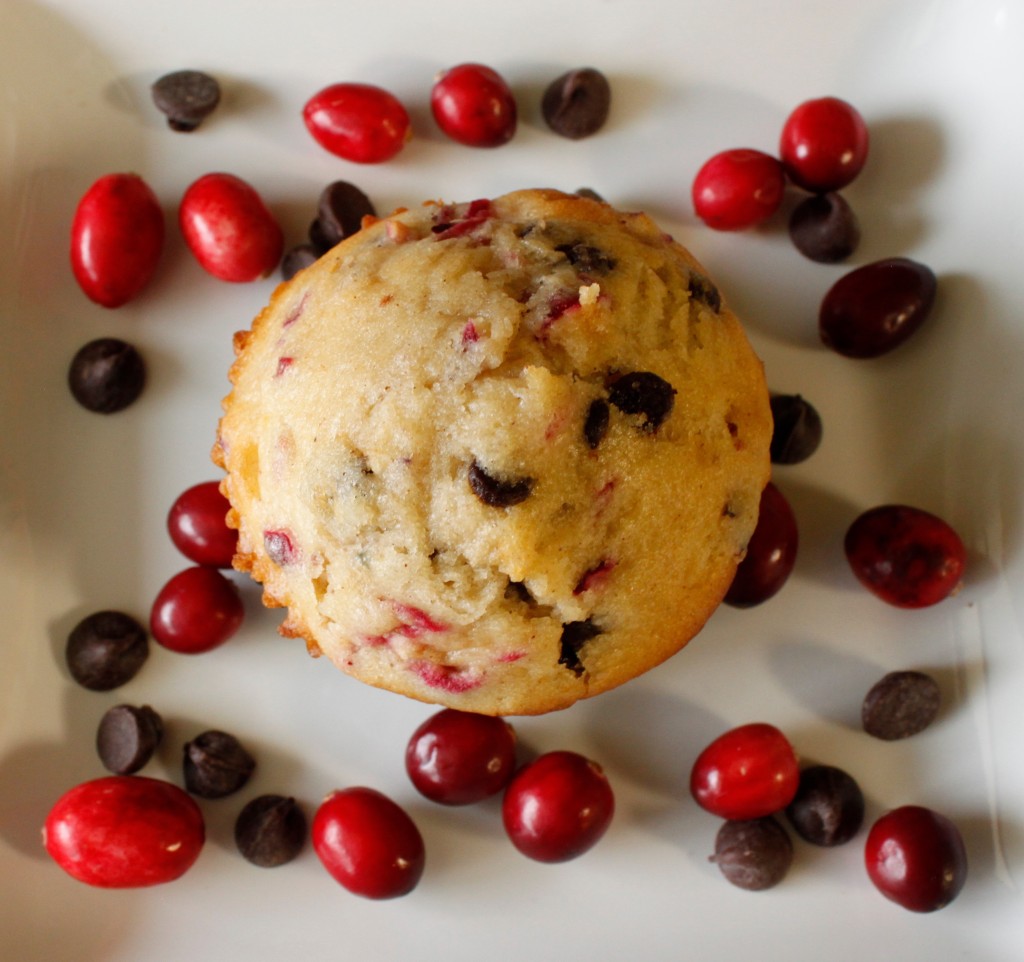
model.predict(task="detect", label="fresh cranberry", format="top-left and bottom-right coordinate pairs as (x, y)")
top-left (70, 173), bottom-right (164, 308)
top-left (179, 173), bottom-right (283, 282)
top-left (501, 750), bottom-right (614, 863)
top-left (844, 504), bottom-right (966, 608)
top-left (312, 787), bottom-right (425, 899)
top-left (405, 708), bottom-right (517, 805)
top-left (724, 482), bottom-right (798, 607)
top-left (865, 805), bottom-right (967, 912)
top-left (780, 96), bottom-right (869, 193)
top-left (44, 775), bottom-right (204, 887)
top-left (167, 481), bottom-right (237, 568)
top-left (691, 148), bottom-right (785, 230)
top-left (303, 83), bottom-right (411, 163)
top-left (690, 723), bottom-right (800, 820)
top-left (819, 257), bottom-right (937, 359)
top-left (150, 565), bottom-right (244, 654)
top-left (430, 63), bottom-right (517, 148)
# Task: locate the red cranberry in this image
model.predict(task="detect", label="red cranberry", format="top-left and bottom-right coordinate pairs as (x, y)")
top-left (70, 173), bottom-right (164, 308)
top-left (819, 257), bottom-right (937, 359)
top-left (430, 63), bottom-right (517, 148)
top-left (501, 750), bottom-right (614, 863)
top-left (724, 482), bottom-right (798, 607)
top-left (167, 481), bottom-right (237, 568)
top-left (690, 723), bottom-right (800, 821)
top-left (405, 708), bottom-right (517, 805)
top-left (303, 83), bottom-right (411, 163)
top-left (150, 565), bottom-right (244, 654)
top-left (179, 173), bottom-right (283, 282)
top-left (865, 805), bottom-right (967, 912)
top-left (44, 775), bottom-right (204, 887)
top-left (780, 96), bottom-right (869, 192)
top-left (844, 504), bottom-right (966, 608)
top-left (312, 787), bottom-right (425, 899)
top-left (691, 148), bottom-right (785, 231)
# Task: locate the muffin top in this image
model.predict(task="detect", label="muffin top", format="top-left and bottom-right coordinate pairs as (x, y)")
top-left (214, 189), bottom-right (771, 715)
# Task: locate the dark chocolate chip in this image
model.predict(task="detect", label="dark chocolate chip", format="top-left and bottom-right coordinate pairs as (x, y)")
top-left (541, 68), bottom-right (612, 140)
top-left (555, 241), bottom-right (617, 275)
top-left (558, 618), bottom-right (602, 676)
top-left (96, 704), bottom-right (164, 775)
top-left (788, 192), bottom-right (860, 263)
top-left (65, 610), bottom-right (149, 691)
top-left (151, 69), bottom-right (221, 132)
top-left (468, 460), bottom-right (534, 507)
top-left (583, 398), bottom-right (611, 449)
top-left (711, 817), bottom-right (793, 891)
top-left (607, 371), bottom-right (676, 431)
top-left (67, 338), bottom-right (146, 414)
top-left (234, 794), bottom-right (307, 867)
top-left (183, 730), bottom-right (256, 799)
top-left (574, 187), bottom-right (605, 202)
top-left (315, 181), bottom-right (376, 248)
top-left (688, 273), bottom-right (722, 313)
top-left (769, 393), bottom-right (823, 465)
top-left (281, 244), bottom-right (319, 280)
top-left (862, 670), bottom-right (941, 741)
top-left (784, 765), bottom-right (864, 847)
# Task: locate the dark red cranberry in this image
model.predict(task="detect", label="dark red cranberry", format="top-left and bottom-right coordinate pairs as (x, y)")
top-left (149, 566), bottom-right (244, 654)
top-left (819, 258), bottom-right (937, 359)
top-left (167, 481), bottom-right (237, 568)
top-left (724, 482), bottom-right (798, 607)
top-left (431, 63), bottom-right (517, 148)
top-left (690, 723), bottom-right (800, 821)
top-left (502, 751), bottom-right (614, 863)
top-left (865, 805), bottom-right (967, 912)
top-left (844, 504), bottom-right (965, 608)
top-left (312, 787), bottom-right (425, 899)
top-left (405, 708), bottom-right (517, 805)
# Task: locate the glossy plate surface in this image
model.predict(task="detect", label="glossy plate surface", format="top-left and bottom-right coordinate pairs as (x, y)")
top-left (2, 0), bottom-right (1022, 958)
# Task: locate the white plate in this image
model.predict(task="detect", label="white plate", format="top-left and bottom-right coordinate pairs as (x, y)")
top-left (2, 0), bottom-right (1023, 958)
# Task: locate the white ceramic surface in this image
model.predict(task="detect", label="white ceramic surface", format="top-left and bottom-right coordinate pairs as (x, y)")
top-left (2, 0), bottom-right (1022, 959)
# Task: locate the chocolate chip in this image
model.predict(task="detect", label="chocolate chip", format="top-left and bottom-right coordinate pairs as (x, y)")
top-left (65, 610), bottom-right (149, 691)
top-left (788, 192), bottom-right (861, 263)
top-left (784, 765), bottom-right (864, 847)
top-left (183, 730), bottom-right (256, 798)
top-left (555, 241), bottom-right (617, 275)
top-left (558, 618), bottom-right (601, 676)
top-left (574, 187), bottom-right (605, 202)
top-left (468, 460), bottom-right (534, 507)
top-left (769, 393), bottom-right (823, 464)
top-left (96, 704), bottom-right (164, 775)
top-left (151, 69), bottom-right (221, 132)
top-left (67, 338), bottom-right (146, 414)
top-left (281, 244), bottom-right (319, 281)
top-left (541, 67), bottom-right (612, 140)
top-left (688, 273), bottom-right (722, 313)
top-left (862, 670), bottom-right (941, 741)
top-left (234, 794), bottom-right (307, 867)
top-left (583, 398), bottom-right (610, 449)
top-left (314, 181), bottom-right (376, 249)
top-left (607, 371), bottom-right (676, 431)
top-left (711, 817), bottom-right (793, 891)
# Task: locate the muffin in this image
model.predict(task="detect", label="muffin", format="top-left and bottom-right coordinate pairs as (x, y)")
top-left (214, 188), bottom-right (771, 715)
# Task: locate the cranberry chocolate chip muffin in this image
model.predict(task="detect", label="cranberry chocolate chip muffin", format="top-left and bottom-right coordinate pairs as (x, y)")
top-left (214, 189), bottom-right (771, 715)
